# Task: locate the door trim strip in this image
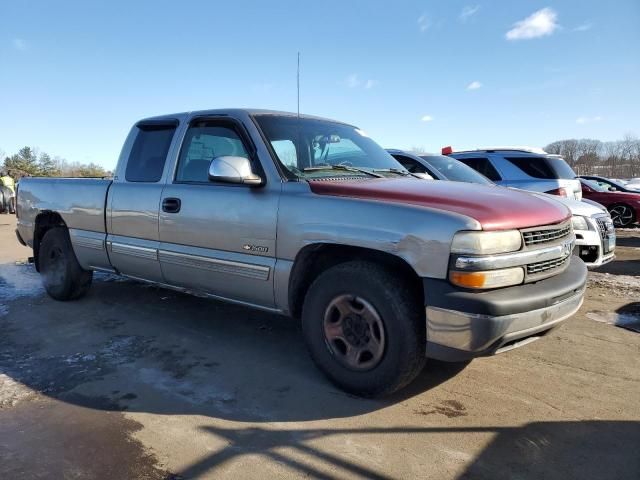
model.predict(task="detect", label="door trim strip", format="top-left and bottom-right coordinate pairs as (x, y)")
top-left (158, 250), bottom-right (270, 281)
top-left (109, 242), bottom-right (159, 261)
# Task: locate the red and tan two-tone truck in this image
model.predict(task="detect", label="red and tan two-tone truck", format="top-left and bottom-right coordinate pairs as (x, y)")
top-left (15, 109), bottom-right (587, 396)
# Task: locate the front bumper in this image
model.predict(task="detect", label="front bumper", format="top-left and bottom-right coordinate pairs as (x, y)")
top-left (424, 256), bottom-right (587, 361)
top-left (574, 215), bottom-right (616, 268)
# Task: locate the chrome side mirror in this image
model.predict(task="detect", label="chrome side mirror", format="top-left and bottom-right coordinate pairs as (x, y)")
top-left (208, 156), bottom-right (262, 186)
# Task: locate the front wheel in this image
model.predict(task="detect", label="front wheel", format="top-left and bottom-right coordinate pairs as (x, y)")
top-left (39, 227), bottom-right (93, 300)
top-left (302, 261), bottom-right (426, 397)
top-left (608, 204), bottom-right (636, 227)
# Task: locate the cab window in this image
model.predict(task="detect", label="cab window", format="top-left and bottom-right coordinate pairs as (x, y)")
top-left (176, 122), bottom-right (250, 183)
top-left (125, 124), bottom-right (176, 182)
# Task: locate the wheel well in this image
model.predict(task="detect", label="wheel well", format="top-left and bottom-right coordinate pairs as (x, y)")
top-left (288, 244), bottom-right (423, 319)
top-left (33, 211), bottom-right (67, 271)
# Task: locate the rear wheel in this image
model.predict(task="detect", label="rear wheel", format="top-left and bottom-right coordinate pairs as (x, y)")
top-left (608, 204), bottom-right (635, 227)
top-left (39, 227), bottom-right (93, 300)
top-left (302, 261), bottom-right (426, 397)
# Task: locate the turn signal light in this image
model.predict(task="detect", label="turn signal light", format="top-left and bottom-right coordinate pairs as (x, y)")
top-left (450, 267), bottom-right (524, 289)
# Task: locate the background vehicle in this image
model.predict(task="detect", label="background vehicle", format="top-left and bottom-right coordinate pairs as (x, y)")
top-left (580, 178), bottom-right (640, 227)
top-left (0, 185), bottom-right (15, 214)
top-left (446, 147), bottom-right (582, 200)
top-left (15, 109), bottom-right (587, 397)
top-left (389, 150), bottom-right (615, 268)
top-left (579, 175), bottom-right (640, 193)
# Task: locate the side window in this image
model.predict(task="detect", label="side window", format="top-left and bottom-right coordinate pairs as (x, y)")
top-left (393, 155), bottom-right (427, 174)
top-left (457, 157), bottom-right (501, 181)
top-left (504, 157), bottom-right (554, 179)
top-left (176, 123), bottom-right (250, 183)
top-left (125, 124), bottom-right (176, 182)
top-left (271, 140), bottom-right (298, 169)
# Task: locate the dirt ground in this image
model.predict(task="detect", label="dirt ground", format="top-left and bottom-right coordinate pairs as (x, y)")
top-left (1, 214), bottom-right (639, 480)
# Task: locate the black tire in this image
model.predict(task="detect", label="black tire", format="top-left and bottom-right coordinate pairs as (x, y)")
top-left (39, 227), bottom-right (93, 300)
top-left (302, 261), bottom-right (426, 397)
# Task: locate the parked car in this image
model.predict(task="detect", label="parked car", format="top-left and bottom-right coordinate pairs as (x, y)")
top-left (388, 150), bottom-right (615, 268)
top-left (15, 109), bottom-right (587, 397)
top-left (580, 178), bottom-right (640, 227)
top-left (580, 175), bottom-right (640, 193)
top-left (445, 147), bottom-right (582, 200)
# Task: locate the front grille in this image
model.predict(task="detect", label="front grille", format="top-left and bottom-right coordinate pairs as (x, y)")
top-left (522, 223), bottom-right (572, 246)
top-left (526, 255), bottom-right (570, 275)
top-left (595, 216), bottom-right (614, 240)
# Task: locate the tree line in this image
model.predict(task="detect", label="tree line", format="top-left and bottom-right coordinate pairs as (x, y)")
top-left (544, 134), bottom-right (640, 178)
top-left (1, 146), bottom-right (111, 178)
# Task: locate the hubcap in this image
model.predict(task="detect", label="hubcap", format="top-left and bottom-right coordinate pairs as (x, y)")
top-left (609, 205), bottom-right (633, 227)
top-left (45, 246), bottom-right (66, 285)
top-left (323, 295), bottom-right (386, 371)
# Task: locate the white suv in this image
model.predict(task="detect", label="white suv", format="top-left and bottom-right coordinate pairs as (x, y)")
top-left (448, 147), bottom-right (582, 200)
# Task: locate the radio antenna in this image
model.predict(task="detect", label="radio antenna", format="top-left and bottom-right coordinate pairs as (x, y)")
top-left (297, 51), bottom-right (300, 119)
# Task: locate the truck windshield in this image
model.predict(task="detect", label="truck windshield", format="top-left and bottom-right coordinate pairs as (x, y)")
top-left (254, 115), bottom-right (407, 179)
top-left (420, 155), bottom-right (494, 185)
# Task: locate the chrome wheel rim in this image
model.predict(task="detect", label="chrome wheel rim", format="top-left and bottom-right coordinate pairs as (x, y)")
top-left (323, 295), bottom-right (386, 371)
top-left (609, 205), bottom-right (634, 227)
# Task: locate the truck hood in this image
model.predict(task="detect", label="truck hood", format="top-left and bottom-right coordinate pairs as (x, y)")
top-left (308, 178), bottom-right (570, 230)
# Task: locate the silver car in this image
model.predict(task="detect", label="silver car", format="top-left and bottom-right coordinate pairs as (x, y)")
top-left (449, 147), bottom-right (582, 200)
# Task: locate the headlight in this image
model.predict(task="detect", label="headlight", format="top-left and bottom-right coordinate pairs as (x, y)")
top-left (571, 215), bottom-right (589, 231)
top-left (451, 230), bottom-right (522, 255)
top-left (450, 267), bottom-right (524, 289)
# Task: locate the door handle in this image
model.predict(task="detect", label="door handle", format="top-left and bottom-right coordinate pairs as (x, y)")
top-left (162, 197), bottom-right (181, 213)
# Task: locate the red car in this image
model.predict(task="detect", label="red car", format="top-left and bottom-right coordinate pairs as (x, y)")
top-left (580, 179), bottom-right (640, 227)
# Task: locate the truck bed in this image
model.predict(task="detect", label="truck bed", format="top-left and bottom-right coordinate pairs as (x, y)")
top-left (16, 177), bottom-right (112, 248)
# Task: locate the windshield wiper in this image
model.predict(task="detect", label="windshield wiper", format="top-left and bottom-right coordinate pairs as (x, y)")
top-left (373, 168), bottom-right (411, 176)
top-left (303, 165), bottom-right (383, 178)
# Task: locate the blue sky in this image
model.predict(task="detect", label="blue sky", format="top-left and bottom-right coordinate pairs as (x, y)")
top-left (1, 0), bottom-right (639, 169)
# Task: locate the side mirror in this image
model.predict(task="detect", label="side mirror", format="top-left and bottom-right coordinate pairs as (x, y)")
top-left (208, 156), bottom-right (262, 186)
top-left (608, 187), bottom-right (617, 192)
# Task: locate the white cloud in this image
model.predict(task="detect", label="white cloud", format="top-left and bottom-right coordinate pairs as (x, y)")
top-left (345, 74), bottom-right (377, 89)
top-left (346, 73), bottom-right (361, 88)
top-left (12, 38), bottom-right (27, 50)
top-left (573, 22), bottom-right (593, 32)
top-left (418, 14), bottom-right (431, 32)
top-left (467, 81), bottom-right (482, 90)
top-left (576, 116), bottom-right (602, 124)
top-left (460, 5), bottom-right (480, 21)
top-left (421, 115), bottom-right (434, 122)
top-left (506, 8), bottom-right (559, 40)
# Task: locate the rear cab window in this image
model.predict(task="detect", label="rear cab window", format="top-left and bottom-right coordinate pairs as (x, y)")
top-left (125, 123), bottom-right (177, 182)
top-left (504, 156), bottom-right (576, 180)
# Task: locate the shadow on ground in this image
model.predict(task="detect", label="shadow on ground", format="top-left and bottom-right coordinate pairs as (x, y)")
top-left (176, 420), bottom-right (640, 479)
top-left (0, 263), bottom-right (466, 423)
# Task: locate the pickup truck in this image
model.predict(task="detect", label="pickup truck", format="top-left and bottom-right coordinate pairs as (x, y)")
top-left (15, 109), bottom-right (588, 397)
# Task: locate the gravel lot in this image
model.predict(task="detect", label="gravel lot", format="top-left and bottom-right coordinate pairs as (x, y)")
top-left (1, 215), bottom-right (639, 479)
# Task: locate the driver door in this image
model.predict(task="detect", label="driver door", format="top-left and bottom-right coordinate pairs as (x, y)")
top-left (158, 118), bottom-right (279, 308)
